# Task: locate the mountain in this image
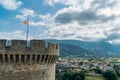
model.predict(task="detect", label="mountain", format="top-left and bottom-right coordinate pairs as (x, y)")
top-left (60, 43), bottom-right (94, 57)
top-left (46, 39), bottom-right (120, 57)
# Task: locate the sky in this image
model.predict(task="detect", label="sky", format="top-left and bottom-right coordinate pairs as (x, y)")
top-left (0, 0), bottom-right (120, 45)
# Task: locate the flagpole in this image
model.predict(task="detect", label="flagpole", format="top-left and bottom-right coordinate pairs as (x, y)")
top-left (26, 15), bottom-right (29, 41)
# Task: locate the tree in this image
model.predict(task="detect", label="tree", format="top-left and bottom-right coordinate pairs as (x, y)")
top-left (78, 62), bottom-right (84, 66)
top-left (94, 66), bottom-right (102, 74)
top-left (72, 71), bottom-right (85, 80)
top-left (74, 75), bottom-right (82, 80)
top-left (103, 70), bottom-right (117, 80)
top-left (56, 70), bottom-right (74, 80)
top-left (56, 70), bottom-right (85, 80)
top-left (113, 65), bottom-right (120, 76)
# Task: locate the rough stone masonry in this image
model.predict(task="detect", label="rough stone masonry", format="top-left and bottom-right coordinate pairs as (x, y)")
top-left (0, 39), bottom-right (59, 80)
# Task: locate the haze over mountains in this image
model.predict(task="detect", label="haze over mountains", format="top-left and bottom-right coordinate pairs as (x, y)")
top-left (46, 39), bottom-right (120, 57)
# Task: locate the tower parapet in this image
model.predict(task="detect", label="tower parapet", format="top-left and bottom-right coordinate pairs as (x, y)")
top-left (0, 39), bottom-right (59, 80)
top-left (0, 39), bottom-right (6, 49)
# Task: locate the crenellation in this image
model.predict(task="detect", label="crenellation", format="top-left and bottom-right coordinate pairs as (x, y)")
top-left (48, 43), bottom-right (57, 49)
top-left (30, 40), bottom-right (40, 48)
top-left (0, 40), bottom-right (6, 51)
top-left (0, 39), bottom-right (6, 46)
top-left (19, 40), bottom-right (27, 46)
top-left (12, 40), bottom-right (19, 46)
top-left (48, 43), bottom-right (59, 55)
top-left (30, 40), bottom-right (46, 53)
top-left (39, 41), bottom-right (45, 48)
top-left (0, 39), bottom-right (59, 55)
top-left (30, 40), bottom-right (45, 48)
top-left (10, 40), bottom-right (27, 52)
top-left (0, 39), bottom-right (59, 80)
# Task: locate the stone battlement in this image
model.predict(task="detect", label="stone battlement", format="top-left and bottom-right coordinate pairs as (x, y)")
top-left (0, 39), bottom-right (59, 80)
top-left (0, 39), bottom-right (59, 64)
top-left (0, 39), bottom-right (59, 55)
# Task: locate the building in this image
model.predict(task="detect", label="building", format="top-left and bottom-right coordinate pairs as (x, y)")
top-left (0, 39), bottom-right (59, 80)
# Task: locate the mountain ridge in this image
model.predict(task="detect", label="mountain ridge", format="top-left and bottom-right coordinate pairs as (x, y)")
top-left (46, 39), bottom-right (120, 57)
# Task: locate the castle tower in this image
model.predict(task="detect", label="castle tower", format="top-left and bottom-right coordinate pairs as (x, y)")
top-left (0, 39), bottom-right (59, 80)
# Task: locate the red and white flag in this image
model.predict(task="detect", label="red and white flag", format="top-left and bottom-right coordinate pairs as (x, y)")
top-left (23, 20), bottom-right (28, 24)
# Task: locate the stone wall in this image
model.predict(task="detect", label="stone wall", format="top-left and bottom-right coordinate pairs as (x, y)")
top-left (0, 64), bottom-right (56, 80)
top-left (0, 39), bottom-right (59, 55)
top-left (0, 39), bottom-right (59, 80)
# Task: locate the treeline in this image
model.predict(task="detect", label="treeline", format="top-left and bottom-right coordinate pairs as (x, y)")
top-left (56, 65), bottom-right (120, 80)
top-left (56, 70), bottom-right (85, 80)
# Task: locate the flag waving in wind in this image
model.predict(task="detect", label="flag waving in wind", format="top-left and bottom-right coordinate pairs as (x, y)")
top-left (23, 16), bottom-right (29, 41)
top-left (23, 20), bottom-right (29, 24)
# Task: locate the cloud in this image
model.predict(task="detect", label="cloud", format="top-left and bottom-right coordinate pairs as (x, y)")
top-left (108, 39), bottom-right (120, 45)
top-left (44, 0), bottom-right (93, 8)
top-left (0, 31), bottom-right (25, 40)
top-left (16, 8), bottom-right (36, 20)
top-left (54, 11), bottom-right (115, 25)
top-left (44, 0), bottom-right (60, 6)
top-left (0, 0), bottom-right (22, 10)
top-left (15, 0), bottom-right (120, 44)
top-left (16, 9), bottom-right (53, 27)
top-left (43, 0), bottom-right (120, 44)
top-left (41, 22), bottom-right (107, 41)
top-left (0, 30), bottom-right (33, 40)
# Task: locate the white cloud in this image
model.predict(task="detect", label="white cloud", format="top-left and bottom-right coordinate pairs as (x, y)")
top-left (15, 0), bottom-right (120, 44)
top-left (97, 6), bottom-right (120, 17)
top-left (94, 0), bottom-right (120, 17)
top-left (0, 0), bottom-right (22, 10)
top-left (39, 13), bottom-right (51, 21)
top-left (0, 31), bottom-right (25, 40)
top-left (30, 21), bottom-right (46, 27)
top-left (16, 15), bottom-right (26, 20)
top-left (109, 39), bottom-right (120, 45)
top-left (16, 8), bottom-right (36, 20)
top-left (44, 0), bottom-right (93, 8)
top-left (41, 22), bottom-right (109, 41)
top-left (0, 30), bottom-right (33, 40)
top-left (43, 0), bottom-right (120, 44)
top-left (44, 0), bottom-right (60, 6)
top-left (44, 0), bottom-right (120, 17)
top-left (16, 9), bottom-right (53, 27)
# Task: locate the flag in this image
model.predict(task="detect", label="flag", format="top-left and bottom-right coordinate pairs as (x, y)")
top-left (23, 20), bottom-right (28, 24)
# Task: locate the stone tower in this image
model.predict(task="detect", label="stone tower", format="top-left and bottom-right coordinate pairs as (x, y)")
top-left (0, 39), bottom-right (59, 80)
